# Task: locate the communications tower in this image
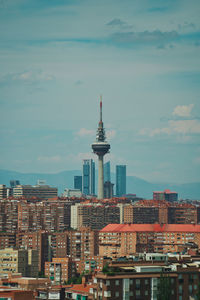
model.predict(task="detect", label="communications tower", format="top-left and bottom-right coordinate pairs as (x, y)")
top-left (92, 97), bottom-right (110, 199)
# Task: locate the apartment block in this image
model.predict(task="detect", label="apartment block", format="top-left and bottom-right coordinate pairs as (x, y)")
top-left (0, 289), bottom-right (34, 300)
top-left (153, 189), bottom-right (178, 202)
top-left (45, 257), bottom-right (74, 284)
top-left (49, 231), bottom-right (69, 258)
top-left (68, 227), bottom-right (99, 262)
top-left (16, 231), bottom-right (49, 272)
top-left (168, 205), bottom-right (197, 224)
top-left (0, 199), bottom-right (18, 232)
top-left (99, 224), bottom-right (200, 258)
top-left (71, 203), bottom-right (120, 230)
top-left (0, 232), bottom-right (16, 249)
top-left (91, 259), bottom-right (200, 300)
top-left (0, 248), bottom-right (38, 277)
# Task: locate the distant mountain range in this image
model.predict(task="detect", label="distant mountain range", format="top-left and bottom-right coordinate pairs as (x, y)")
top-left (0, 169), bottom-right (199, 199)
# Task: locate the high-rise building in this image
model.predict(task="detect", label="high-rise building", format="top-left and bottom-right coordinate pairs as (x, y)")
top-left (74, 176), bottom-right (82, 191)
top-left (10, 180), bottom-right (20, 188)
top-left (116, 165), bottom-right (126, 197)
top-left (104, 161), bottom-right (111, 183)
top-left (92, 98), bottom-right (110, 199)
top-left (104, 181), bottom-right (114, 199)
top-left (82, 159), bottom-right (95, 196)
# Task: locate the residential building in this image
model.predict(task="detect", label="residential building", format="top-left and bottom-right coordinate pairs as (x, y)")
top-left (0, 232), bottom-right (16, 249)
top-left (0, 289), bottom-right (34, 300)
top-left (91, 259), bottom-right (200, 300)
top-left (0, 248), bottom-right (38, 277)
top-left (153, 189), bottom-right (178, 202)
top-left (16, 231), bottom-right (49, 272)
top-left (0, 184), bottom-right (10, 200)
top-left (82, 159), bottom-right (95, 196)
top-left (116, 165), bottom-right (126, 197)
top-left (71, 203), bottom-right (120, 230)
top-left (45, 257), bottom-right (74, 284)
top-left (99, 224), bottom-right (200, 257)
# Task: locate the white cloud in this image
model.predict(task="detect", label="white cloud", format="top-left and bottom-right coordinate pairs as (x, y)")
top-left (172, 104), bottom-right (194, 117)
top-left (77, 128), bottom-right (95, 137)
top-left (140, 119), bottom-right (200, 137)
top-left (0, 70), bottom-right (54, 85)
top-left (106, 129), bottom-right (116, 140)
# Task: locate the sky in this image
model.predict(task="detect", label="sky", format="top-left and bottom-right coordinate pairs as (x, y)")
top-left (0, 0), bottom-right (200, 184)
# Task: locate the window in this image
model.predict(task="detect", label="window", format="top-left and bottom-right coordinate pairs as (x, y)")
top-left (136, 290), bottom-right (140, 296)
top-left (106, 280), bottom-right (110, 286)
top-left (145, 279), bottom-right (149, 284)
top-left (136, 279), bottom-right (140, 285)
top-left (145, 290), bottom-right (148, 295)
top-left (115, 291), bottom-right (119, 297)
top-left (115, 280), bottom-right (119, 286)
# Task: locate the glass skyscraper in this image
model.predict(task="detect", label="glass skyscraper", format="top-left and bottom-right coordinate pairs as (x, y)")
top-left (116, 165), bottom-right (126, 197)
top-left (82, 159), bottom-right (95, 195)
top-left (74, 176), bottom-right (82, 191)
top-left (104, 161), bottom-right (111, 183)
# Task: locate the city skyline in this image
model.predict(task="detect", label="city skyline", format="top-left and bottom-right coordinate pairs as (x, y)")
top-left (0, 0), bottom-right (200, 185)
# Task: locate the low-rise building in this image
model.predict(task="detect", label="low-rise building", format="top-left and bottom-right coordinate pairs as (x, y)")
top-left (91, 259), bottom-right (200, 300)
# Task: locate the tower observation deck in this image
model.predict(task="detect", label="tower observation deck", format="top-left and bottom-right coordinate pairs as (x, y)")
top-left (92, 98), bottom-right (110, 199)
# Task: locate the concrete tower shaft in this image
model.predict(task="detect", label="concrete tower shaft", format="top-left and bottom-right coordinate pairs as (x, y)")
top-left (92, 98), bottom-right (110, 199)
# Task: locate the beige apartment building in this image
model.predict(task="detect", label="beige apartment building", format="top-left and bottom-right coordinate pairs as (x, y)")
top-left (0, 248), bottom-right (38, 277)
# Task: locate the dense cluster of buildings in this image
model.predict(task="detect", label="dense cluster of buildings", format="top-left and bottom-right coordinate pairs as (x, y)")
top-left (0, 101), bottom-right (200, 299)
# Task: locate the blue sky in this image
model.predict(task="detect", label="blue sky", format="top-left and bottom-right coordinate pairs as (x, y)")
top-left (0, 0), bottom-right (200, 184)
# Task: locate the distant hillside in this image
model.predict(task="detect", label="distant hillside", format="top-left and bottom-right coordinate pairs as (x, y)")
top-left (0, 169), bottom-right (199, 199)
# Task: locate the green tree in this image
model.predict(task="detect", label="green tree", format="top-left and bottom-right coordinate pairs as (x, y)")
top-left (157, 273), bottom-right (172, 300)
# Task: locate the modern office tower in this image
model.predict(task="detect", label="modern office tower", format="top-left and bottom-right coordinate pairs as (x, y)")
top-left (82, 159), bottom-right (95, 196)
top-left (10, 180), bottom-right (20, 188)
top-left (92, 98), bottom-right (110, 199)
top-left (104, 161), bottom-right (111, 183)
top-left (74, 175), bottom-right (82, 191)
top-left (104, 181), bottom-right (114, 199)
top-left (116, 165), bottom-right (126, 197)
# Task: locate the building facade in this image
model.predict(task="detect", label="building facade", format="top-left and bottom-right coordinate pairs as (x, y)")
top-left (104, 161), bottom-right (111, 183)
top-left (99, 224), bottom-right (200, 257)
top-left (116, 165), bottom-right (126, 197)
top-left (82, 159), bottom-right (95, 196)
top-left (74, 176), bottom-right (82, 191)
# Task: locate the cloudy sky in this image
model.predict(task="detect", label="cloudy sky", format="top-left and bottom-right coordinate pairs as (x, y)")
top-left (0, 0), bottom-right (200, 184)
